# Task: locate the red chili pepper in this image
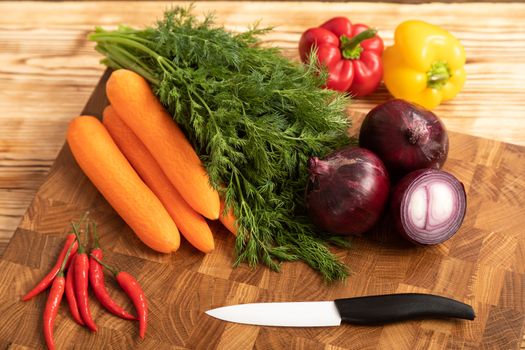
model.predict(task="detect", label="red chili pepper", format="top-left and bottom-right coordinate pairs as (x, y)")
top-left (299, 17), bottom-right (384, 97)
top-left (117, 271), bottom-right (147, 338)
top-left (92, 255), bottom-right (147, 339)
top-left (22, 233), bottom-right (78, 301)
top-left (43, 239), bottom-right (75, 350)
top-left (72, 222), bottom-right (97, 332)
top-left (65, 253), bottom-right (85, 326)
top-left (89, 223), bottom-right (136, 320)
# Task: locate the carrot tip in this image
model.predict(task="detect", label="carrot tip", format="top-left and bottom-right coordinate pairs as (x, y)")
top-left (206, 210), bottom-right (220, 221)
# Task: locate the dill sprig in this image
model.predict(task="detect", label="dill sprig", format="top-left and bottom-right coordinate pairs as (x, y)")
top-left (89, 6), bottom-right (353, 281)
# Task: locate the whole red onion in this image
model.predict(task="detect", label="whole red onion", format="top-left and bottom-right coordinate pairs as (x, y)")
top-left (390, 168), bottom-right (467, 245)
top-left (359, 99), bottom-right (449, 179)
top-left (305, 147), bottom-right (390, 235)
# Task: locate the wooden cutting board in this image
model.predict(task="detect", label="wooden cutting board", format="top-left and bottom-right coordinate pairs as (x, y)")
top-left (0, 70), bottom-right (524, 350)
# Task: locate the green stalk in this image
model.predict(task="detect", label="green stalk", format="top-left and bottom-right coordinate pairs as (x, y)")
top-left (90, 254), bottom-right (119, 276)
top-left (71, 221), bottom-right (85, 254)
top-left (57, 239), bottom-right (76, 277)
top-left (340, 29), bottom-right (377, 60)
top-left (100, 44), bottom-right (159, 85)
top-left (88, 33), bottom-right (161, 59)
top-left (90, 32), bottom-right (178, 85)
top-left (427, 60), bottom-right (451, 89)
top-left (91, 222), bottom-right (100, 249)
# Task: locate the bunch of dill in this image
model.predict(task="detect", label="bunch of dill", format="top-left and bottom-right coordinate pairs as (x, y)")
top-left (89, 6), bottom-right (353, 281)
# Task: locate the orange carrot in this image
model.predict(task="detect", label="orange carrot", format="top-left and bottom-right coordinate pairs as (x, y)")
top-left (106, 69), bottom-right (220, 220)
top-left (67, 116), bottom-right (180, 253)
top-left (103, 106), bottom-right (215, 253)
top-left (219, 199), bottom-right (237, 236)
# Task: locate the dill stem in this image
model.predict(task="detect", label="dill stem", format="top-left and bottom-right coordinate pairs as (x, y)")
top-left (100, 45), bottom-right (159, 85)
top-left (89, 34), bottom-right (160, 59)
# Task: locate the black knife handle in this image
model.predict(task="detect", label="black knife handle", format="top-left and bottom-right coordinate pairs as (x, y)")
top-left (334, 293), bottom-right (475, 325)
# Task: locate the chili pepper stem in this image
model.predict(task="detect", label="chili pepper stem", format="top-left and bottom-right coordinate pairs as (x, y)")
top-left (90, 254), bottom-right (119, 276)
top-left (57, 240), bottom-right (75, 278)
top-left (427, 60), bottom-right (451, 89)
top-left (340, 29), bottom-right (377, 60)
top-left (71, 222), bottom-right (85, 254)
top-left (60, 245), bottom-right (75, 272)
top-left (71, 211), bottom-right (90, 251)
top-left (92, 222), bottom-right (100, 249)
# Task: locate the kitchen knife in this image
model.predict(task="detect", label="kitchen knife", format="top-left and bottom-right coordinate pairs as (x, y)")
top-left (205, 293), bottom-right (475, 327)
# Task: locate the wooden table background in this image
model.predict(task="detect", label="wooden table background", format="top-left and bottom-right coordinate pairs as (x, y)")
top-left (0, 1), bottom-right (524, 348)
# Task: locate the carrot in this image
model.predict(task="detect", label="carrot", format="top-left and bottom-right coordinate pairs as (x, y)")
top-left (105, 69), bottom-right (220, 220)
top-left (103, 106), bottom-right (215, 253)
top-left (67, 116), bottom-right (180, 253)
top-left (219, 199), bottom-right (237, 236)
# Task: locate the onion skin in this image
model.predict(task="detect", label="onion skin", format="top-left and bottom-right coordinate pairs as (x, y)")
top-left (306, 147), bottom-right (390, 235)
top-left (359, 99), bottom-right (449, 179)
top-left (390, 168), bottom-right (466, 245)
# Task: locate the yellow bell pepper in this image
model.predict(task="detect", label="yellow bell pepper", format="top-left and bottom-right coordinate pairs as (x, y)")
top-left (383, 20), bottom-right (466, 109)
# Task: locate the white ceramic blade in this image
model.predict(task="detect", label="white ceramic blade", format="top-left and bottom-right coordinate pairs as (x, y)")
top-left (205, 301), bottom-right (342, 327)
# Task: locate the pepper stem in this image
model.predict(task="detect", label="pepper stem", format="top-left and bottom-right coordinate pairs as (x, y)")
top-left (90, 254), bottom-right (119, 276)
top-left (340, 29), bottom-right (377, 60)
top-left (71, 220), bottom-right (85, 254)
top-left (91, 222), bottom-right (100, 249)
top-left (58, 239), bottom-right (75, 277)
top-left (427, 61), bottom-right (451, 89)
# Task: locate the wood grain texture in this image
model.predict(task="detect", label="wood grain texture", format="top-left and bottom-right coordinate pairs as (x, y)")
top-left (1, 70), bottom-right (524, 349)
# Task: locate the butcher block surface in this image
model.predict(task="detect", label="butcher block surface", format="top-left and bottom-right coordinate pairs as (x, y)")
top-left (0, 70), bottom-right (524, 349)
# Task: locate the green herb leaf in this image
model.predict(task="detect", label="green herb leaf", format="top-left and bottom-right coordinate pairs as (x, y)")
top-left (89, 6), bottom-right (353, 281)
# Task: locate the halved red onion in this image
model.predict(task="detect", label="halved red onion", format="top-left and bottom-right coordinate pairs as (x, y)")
top-left (390, 168), bottom-right (466, 245)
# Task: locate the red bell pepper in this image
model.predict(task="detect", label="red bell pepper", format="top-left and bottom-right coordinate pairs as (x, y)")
top-left (299, 17), bottom-right (384, 97)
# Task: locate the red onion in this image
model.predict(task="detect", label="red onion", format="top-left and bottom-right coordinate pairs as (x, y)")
top-left (390, 168), bottom-right (466, 245)
top-left (305, 147), bottom-right (390, 235)
top-left (359, 99), bottom-right (449, 179)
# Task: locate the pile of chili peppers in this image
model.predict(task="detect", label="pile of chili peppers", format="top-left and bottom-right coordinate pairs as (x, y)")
top-left (22, 217), bottom-right (147, 350)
